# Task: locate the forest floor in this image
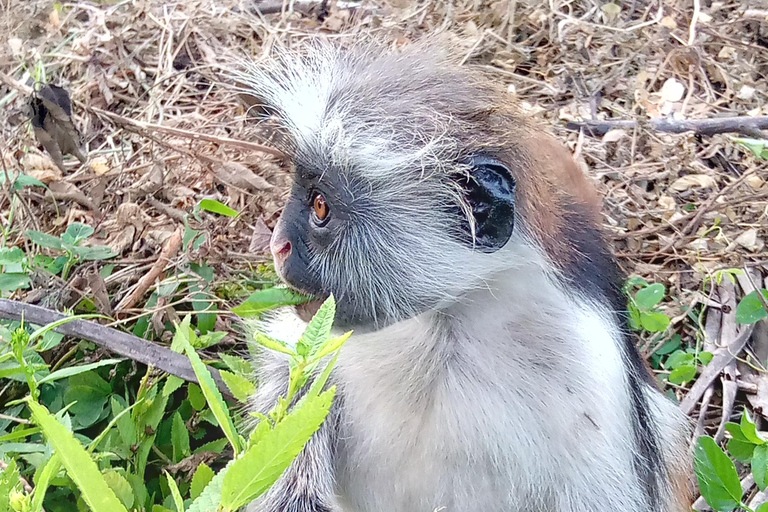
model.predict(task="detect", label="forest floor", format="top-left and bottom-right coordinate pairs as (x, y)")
top-left (1, 0), bottom-right (768, 509)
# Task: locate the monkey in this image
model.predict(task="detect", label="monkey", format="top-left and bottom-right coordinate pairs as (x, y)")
top-left (234, 38), bottom-right (694, 512)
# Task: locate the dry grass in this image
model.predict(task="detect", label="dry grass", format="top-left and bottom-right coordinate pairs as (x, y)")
top-left (1, 0), bottom-right (768, 504)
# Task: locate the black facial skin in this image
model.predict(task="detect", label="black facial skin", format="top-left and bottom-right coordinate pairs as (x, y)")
top-left (274, 155), bottom-right (517, 330)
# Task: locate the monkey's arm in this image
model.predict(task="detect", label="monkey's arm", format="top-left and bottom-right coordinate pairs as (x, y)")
top-left (248, 350), bottom-right (341, 512)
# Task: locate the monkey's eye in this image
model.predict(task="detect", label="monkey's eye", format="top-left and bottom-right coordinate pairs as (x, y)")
top-left (312, 192), bottom-right (330, 225)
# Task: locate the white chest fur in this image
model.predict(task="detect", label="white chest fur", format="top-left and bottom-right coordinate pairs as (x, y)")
top-left (261, 261), bottom-right (669, 512)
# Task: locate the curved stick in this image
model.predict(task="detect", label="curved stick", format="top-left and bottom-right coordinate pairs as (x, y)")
top-left (0, 299), bottom-right (233, 398)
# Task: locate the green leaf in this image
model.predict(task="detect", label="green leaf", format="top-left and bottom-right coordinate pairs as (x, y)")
top-left (175, 316), bottom-right (242, 455)
top-left (165, 471), bottom-right (185, 512)
top-left (188, 383), bottom-right (206, 412)
top-left (732, 137), bottom-right (768, 160)
top-left (634, 283), bottom-right (666, 310)
top-left (198, 199), bottom-right (239, 217)
top-left (220, 370), bottom-right (257, 403)
top-left (0, 247), bottom-right (25, 266)
top-left (62, 223), bottom-right (94, 245)
top-left (758, 503), bottom-right (768, 512)
top-left (27, 400), bottom-right (129, 512)
top-left (187, 459), bottom-right (234, 512)
top-left (72, 245), bottom-right (116, 261)
top-left (754, 445), bottom-right (768, 491)
top-left (640, 311), bottom-right (671, 332)
top-left (668, 364), bottom-right (697, 385)
top-left (164, 375), bottom-right (186, 397)
top-left (736, 290), bottom-right (768, 324)
top-left (38, 358), bottom-right (123, 385)
top-left (219, 354), bottom-right (252, 376)
top-left (232, 287), bottom-right (312, 318)
top-left (0, 459), bottom-right (20, 511)
top-left (665, 350), bottom-right (695, 370)
top-left (254, 333), bottom-right (295, 356)
top-left (693, 435), bottom-right (742, 511)
top-left (311, 331), bottom-right (352, 362)
top-left (111, 397), bottom-right (137, 446)
top-left (14, 173), bottom-right (46, 189)
top-left (103, 470), bottom-right (135, 509)
top-left (220, 387), bottom-right (336, 509)
top-left (699, 351), bottom-right (714, 366)
top-left (655, 335), bottom-right (682, 356)
top-left (0, 273), bottom-right (31, 292)
top-left (740, 408), bottom-right (765, 445)
top-left (31, 454), bottom-right (60, 512)
top-left (190, 463), bottom-right (215, 500)
top-left (300, 296), bottom-right (335, 348)
top-left (171, 412), bottom-right (191, 462)
top-left (26, 230), bottom-right (63, 250)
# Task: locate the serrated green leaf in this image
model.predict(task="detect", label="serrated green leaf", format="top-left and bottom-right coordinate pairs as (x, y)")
top-left (668, 364), bottom-right (697, 385)
top-left (199, 199), bottom-right (239, 217)
top-left (247, 417), bottom-right (272, 449)
top-left (311, 331), bottom-right (352, 362)
top-left (164, 375), bottom-right (186, 397)
top-left (111, 397), bottom-right (137, 447)
top-left (736, 290), bottom-right (768, 324)
top-left (190, 463), bottom-right (215, 501)
top-left (635, 283), bottom-right (666, 310)
top-left (232, 287), bottom-right (312, 318)
top-left (220, 387), bottom-right (336, 509)
top-left (165, 471), bottom-right (185, 512)
top-left (187, 459), bottom-right (234, 512)
top-left (300, 296), bottom-right (335, 348)
top-left (103, 470), bottom-right (134, 509)
top-left (221, 370), bottom-right (257, 403)
top-left (171, 412), bottom-right (191, 462)
top-left (26, 230), bottom-right (63, 250)
top-left (694, 435), bottom-right (742, 511)
top-left (754, 445), bottom-right (768, 491)
top-left (254, 333), bottom-right (294, 356)
top-left (31, 454), bottom-right (60, 512)
top-left (219, 354), bottom-right (252, 376)
top-left (175, 316), bottom-right (241, 455)
top-left (27, 400), bottom-right (129, 512)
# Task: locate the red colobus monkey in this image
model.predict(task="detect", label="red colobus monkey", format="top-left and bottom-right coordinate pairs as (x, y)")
top-left (235, 39), bottom-right (694, 512)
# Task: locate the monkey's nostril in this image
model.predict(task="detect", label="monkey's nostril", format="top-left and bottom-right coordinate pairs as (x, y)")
top-left (272, 240), bottom-right (292, 262)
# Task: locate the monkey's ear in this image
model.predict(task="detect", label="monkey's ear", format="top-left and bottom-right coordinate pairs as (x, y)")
top-left (463, 155), bottom-right (516, 253)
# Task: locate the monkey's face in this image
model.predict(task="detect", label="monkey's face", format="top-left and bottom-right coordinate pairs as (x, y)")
top-left (269, 154), bottom-right (517, 331)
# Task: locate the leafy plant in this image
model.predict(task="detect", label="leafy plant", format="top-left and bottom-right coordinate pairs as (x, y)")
top-left (736, 289), bottom-right (768, 325)
top-left (695, 410), bottom-right (768, 512)
top-left (26, 222), bottom-right (115, 279)
top-left (625, 277), bottom-right (672, 333)
top-left (1, 293), bottom-right (350, 512)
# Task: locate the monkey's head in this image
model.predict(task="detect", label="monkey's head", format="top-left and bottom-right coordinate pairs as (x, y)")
top-left (235, 41), bottom-right (529, 330)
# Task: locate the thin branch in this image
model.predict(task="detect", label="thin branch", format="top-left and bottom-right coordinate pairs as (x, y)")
top-left (565, 116), bottom-right (768, 137)
top-left (90, 107), bottom-right (286, 160)
top-left (0, 299), bottom-right (233, 398)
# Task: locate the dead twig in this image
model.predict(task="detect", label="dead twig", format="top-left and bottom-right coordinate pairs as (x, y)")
top-left (90, 107), bottom-right (286, 160)
top-left (115, 226), bottom-right (184, 312)
top-left (679, 323), bottom-right (756, 415)
top-left (566, 116), bottom-right (768, 137)
top-left (0, 299), bottom-right (233, 398)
